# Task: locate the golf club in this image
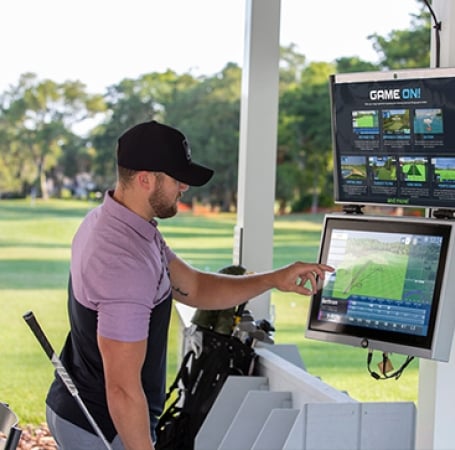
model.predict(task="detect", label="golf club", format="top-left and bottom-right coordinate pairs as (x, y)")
top-left (22, 310), bottom-right (112, 450)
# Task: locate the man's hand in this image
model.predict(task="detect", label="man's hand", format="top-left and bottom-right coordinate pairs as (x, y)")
top-left (272, 262), bottom-right (334, 295)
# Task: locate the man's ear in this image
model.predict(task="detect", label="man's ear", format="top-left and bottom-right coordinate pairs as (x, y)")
top-left (137, 171), bottom-right (155, 191)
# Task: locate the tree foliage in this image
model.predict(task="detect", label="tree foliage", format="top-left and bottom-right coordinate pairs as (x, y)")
top-left (0, 73), bottom-right (106, 197)
top-left (368, 0), bottom-right (431, 69)
top-left (166, 63), bottom-right (242, 210)
top-left (0, 1), bottom-right (430, 211)
top-left (278, 62), bottom-right (335, 213)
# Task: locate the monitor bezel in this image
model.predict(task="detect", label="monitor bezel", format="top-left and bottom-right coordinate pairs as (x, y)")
top-left (305, 213), bottom-right (454, 360)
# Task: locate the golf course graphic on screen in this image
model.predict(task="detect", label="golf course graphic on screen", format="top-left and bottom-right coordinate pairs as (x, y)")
top-left (400, 157), bottom-right (427, 182)
top-left (352, 110), bottom-right (379, 133)
top-left (382, 109), bottom-right (411, 135)
top-left (434, 157), bottom-right (455, 182)
top-left (369, 156), bottom-right (397, 181)
top-left (414, 108), bottom-right (444, 134)
top-left (341, 156), bottom-right (367, 180)
top-left (323, 230), bottom-right (438, 305)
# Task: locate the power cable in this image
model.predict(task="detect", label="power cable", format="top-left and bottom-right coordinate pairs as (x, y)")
top-left (423, 0), bottom-right (442, 68)
top-left (367, 350), bottom-right (415, 380)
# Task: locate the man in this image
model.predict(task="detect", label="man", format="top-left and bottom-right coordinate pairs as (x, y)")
top-left (45, 120), bottom-right (334, 450)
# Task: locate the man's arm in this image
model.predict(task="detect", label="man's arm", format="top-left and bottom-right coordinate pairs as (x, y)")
top-left (168, 255), bottom-right (334, 309)
top-left (97, 336), bottom-right (155, 450)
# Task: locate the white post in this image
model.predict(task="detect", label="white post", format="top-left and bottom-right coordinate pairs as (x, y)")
top-left (234, 0), bottom-right (281, 321)
top-left (416, 1), bottom-right (455, 449)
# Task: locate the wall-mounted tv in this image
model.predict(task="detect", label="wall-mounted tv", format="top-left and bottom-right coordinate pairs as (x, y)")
top-left (331, 68), bottom-right (455, 209)
top-left (305, 214), bottom-right (455, 361)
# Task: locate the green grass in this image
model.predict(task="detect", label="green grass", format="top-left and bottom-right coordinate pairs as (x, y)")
top-left (0, 198), bottom-right (419, 427)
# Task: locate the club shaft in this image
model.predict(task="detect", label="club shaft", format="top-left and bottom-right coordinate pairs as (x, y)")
top-left (23, 311), bottom-right (112, 450)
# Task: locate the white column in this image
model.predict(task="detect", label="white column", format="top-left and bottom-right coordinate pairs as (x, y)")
top-left (417, 1), bottom-right (455, 449)
top-left (234, 0), bottom-right (281, 320)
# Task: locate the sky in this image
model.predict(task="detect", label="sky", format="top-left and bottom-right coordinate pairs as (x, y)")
top-left (0, 0), bottom-right (422, 94)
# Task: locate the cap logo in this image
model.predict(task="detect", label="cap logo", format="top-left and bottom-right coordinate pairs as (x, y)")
top-left (182, 139), bottom-right (192, 162)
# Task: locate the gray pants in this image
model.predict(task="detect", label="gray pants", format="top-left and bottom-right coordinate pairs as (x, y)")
top-left (46, 406), bottom-right (125, 450)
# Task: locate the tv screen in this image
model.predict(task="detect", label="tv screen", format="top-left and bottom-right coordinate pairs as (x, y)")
top-left (331, 68), bottom-right (455, 209)
top-left (305, 214), bottom-right (455, 361)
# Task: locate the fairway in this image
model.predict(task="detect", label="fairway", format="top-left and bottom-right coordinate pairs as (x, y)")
top-left (374, 165), bottom-right (397, 181)
top-left (383, 110), bottom-right (411, 134)
top-left (353, 113), bottom-right (376, 128)
top-left (403, 163), bottom-right (426, 182)
top-left (0, 199), bottom-right (419, 428)
top-left (332, 252), bottom-right (407, 300)
top-left (435, 167), bottom-right (455, 182)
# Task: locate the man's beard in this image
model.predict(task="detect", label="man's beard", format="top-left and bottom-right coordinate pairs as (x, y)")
top-left (148, 188), bottom-right (179, 219)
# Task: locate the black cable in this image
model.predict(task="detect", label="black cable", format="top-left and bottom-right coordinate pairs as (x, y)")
top-left (423, 0), bottom-right (442, 68)
top-left (367, 350), bottom-right (381, 380)
top-left (367, 349), bottom-right (415, 380)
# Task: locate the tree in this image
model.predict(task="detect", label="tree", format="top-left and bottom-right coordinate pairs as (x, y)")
top-left (0, 73), bottom-right (106, 197)
top-left (278, 60), bottom-right (335, 212)
top-left (275, 1), bottom-right (431, 212)
top-left (368, 0), bottom-right (431, 69)
top-left (279, 44), bottom-right (307, 86)
top-left (0, 121), bottom-right (28, 195)
top-left (165, 63), bottom-right (242, 210)
top-left (0, 1), bottom-right (432, 207)
top-left (335, 56), bottom-right (379, 74)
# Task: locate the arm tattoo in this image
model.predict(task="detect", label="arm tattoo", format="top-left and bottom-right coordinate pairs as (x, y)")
top-left (172, 285), bottom-right (189, 297)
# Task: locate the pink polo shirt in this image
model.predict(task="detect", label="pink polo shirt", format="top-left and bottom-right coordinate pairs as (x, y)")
top-left (70, 191), bottom-right (176, 342)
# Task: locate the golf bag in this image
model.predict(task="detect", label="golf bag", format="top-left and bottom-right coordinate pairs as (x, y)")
top-left (155, 326), bottom-right (257, 450)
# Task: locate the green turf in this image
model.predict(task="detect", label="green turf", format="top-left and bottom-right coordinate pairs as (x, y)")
top-left (375, 165), bottom-right (397, 181)
top-left (353, 113), bottom-right (376, 128)
top-left (0, 198), bottom-right (419, 426)
top-left (435, 168), bottom-right (455, 182)
top-left (403, 163), bottom-right (426, 182)
top-left (330, 245), bottom-right (407, 301)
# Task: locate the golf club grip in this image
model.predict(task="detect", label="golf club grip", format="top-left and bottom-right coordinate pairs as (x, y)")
top-left (22, 310), bottom-right (55, 360)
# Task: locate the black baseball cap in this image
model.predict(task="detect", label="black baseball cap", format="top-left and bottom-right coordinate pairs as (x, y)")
top-left (117, 120), bottom-right (214, 187)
